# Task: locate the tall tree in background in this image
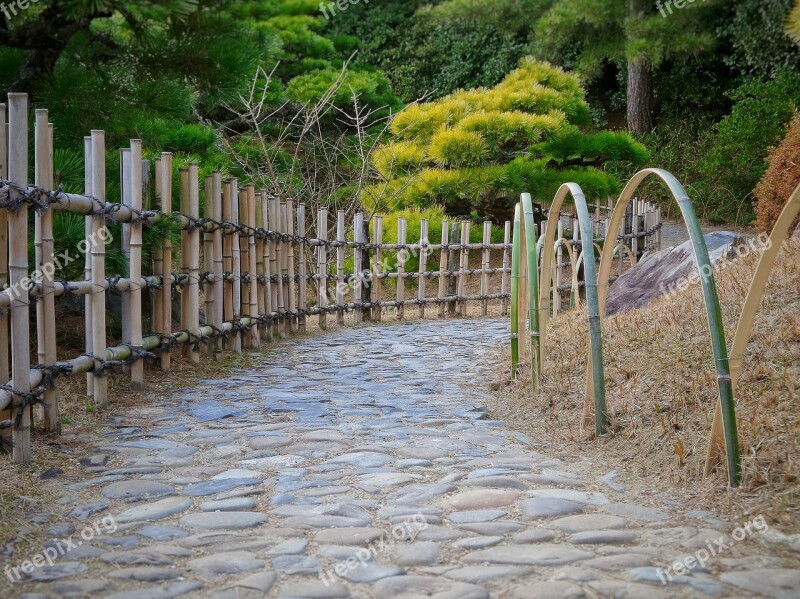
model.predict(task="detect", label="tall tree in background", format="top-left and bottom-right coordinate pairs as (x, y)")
top-left (535, 0), bottom-right (716, 133)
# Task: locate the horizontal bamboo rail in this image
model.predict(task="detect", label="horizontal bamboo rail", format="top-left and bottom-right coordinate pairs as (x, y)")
top-left (0, 94), bottom-right (512, 464)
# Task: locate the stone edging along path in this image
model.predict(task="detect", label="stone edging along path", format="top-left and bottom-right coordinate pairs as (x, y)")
top-left (4, 318), bottom-right (799, 598)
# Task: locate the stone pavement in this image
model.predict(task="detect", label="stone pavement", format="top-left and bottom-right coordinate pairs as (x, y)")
top-left (6, 319), bottom-right (800, 598)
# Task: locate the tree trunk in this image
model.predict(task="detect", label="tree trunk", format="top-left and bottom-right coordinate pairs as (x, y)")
top-left (626, 59), bottom-right (655, 134)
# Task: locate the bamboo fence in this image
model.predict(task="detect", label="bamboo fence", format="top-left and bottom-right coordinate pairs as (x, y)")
top-left (0, 95), bottom-right (512, 465)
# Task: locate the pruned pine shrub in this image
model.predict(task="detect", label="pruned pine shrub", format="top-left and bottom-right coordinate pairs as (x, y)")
top-left (755, 115), bottom-right (800, 234)
top-left (368, 58), bottom-right (647, 221)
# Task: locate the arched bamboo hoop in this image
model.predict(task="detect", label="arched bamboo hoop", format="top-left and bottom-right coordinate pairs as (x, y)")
top-left (521, 194), bottom-right (541, 383)
top-left (510, 204), bottom-right (523, 377)
top-left (705, 182), bottom-right (800, 474)
top-left (589, 168), bottom-right (741, 486)
top-left (539, 183), bottom-right (608, 435)
top-left (612, 242), bottom-right (637, 268)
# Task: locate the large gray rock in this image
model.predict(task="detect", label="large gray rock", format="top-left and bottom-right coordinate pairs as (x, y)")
top-left (606, 231), bottom-right (742, 316)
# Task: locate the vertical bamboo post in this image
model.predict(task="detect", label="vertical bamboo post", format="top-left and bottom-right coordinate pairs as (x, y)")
top-left (447, 222), bottom-right (458, 316)
top-left (179, 168), bottom-right (190, 355)
top-left (555, 220), bottom-right (563, 316)
top-left (501, 221), bottom-right (510, 316)
top-left (438, 220), bottom-right (449, 319)
top-left (128, 141), bottom-right (145, 388)
top-left (418, 218), bottom-right (429, 319)
top-left (119, 148), bottom-right (132, 360)
top-left (247, 186), bottom-right (259, 347)
top-left (0, 103), bottom-right (7, 386)
top-left (631, 198), bottom-right (639, 260)
top-left (83, 136), bottom-right (94, 398)
top-left (353, 212), bottom-right (364, 324)
top-left (254, 189), bottom-right (266, 342)
top-left (203, 176), bottom-right (214, 335)
top-left (89, 130), bottom-right (109, 407)
top-left (296, 203), bottom-right (307, 332)
top-left (261, 193), bottom-right (273, 339)
top-left (372, 215), bottom-right (382, 321)
top-left (286, 199), bottom-right (297, 334)
top-left (231, 181), bottom-right (242, 353)
top-left (152, 159), bottom-right (163, 344)
top-left (279, 202), bottom-right (289, 337)
top-left (222, 180), bottom-right (234, 347)
top-left (317, 208), bottom-right (329, 330)
top-left (336, 210), bottom-right (346, 325)
top-left (9, 94), bottom-right (31, 462)
top-left (187, 164), bottom-right (201, 363)
top-left (270, 198), bottom-right (284, 339)
top-left (458, 221), bottom-right (470, 317)
top-left (211, 173), bottom-right (224, 358)
top-left (396, 217), bottom-right (406, 320)
top-left (34, 109), bottom-right (59, 430)
top-left (159, 153), bottom-right (173, 370)
top-left (481, 221), bottom-right (491, 316)
top-left (238, 187), bottom-right (250, 349)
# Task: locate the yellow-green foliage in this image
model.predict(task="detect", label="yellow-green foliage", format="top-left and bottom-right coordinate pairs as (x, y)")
top-left (789, 0), bottom-right (800, 44)
top-left (371, 141), bottom-right (427, 178)
top-left (369, 58), bottom-right (647, 220)
top-left (428, 130), bottom-right (489, 167)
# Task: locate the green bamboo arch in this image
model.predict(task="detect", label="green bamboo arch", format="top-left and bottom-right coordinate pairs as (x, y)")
top-left (538, 183), bottom-right (608, 435)
top-left (510, 195), bottom-right (541, 381)
top-left (552, 237), bottom-right (579, 310)
top-left (589, 168), bottom-right (741, 487)
top-left (705, 182), bottom-right (800, 474)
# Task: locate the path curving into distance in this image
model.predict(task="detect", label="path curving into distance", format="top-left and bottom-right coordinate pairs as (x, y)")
top-left (5, 319), bottom-right (798, 598)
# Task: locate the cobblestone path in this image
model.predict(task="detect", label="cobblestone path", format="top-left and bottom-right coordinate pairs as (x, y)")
top-left (6, 319), bottom-right (799, 598)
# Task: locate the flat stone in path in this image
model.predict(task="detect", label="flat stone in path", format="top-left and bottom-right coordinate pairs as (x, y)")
top-left (101, 479), bottom-right (174, 500)
top-left (444, 489), bottom-right (520, 510)
top-left (373, 575), bottom-right (490, 599)
top-left (463, 543), bottom-right (592, 566)
top-left (200, 497), bottom-right (257, 511)
top-left (315, 527), bottom-right (385, 546)
top-left (187, 551), bottom-right (264, 578)
top-left (180, 511), bottom-right (267, 530)
top-left (527, 489), bottom-right (609, 505)
top-left (520, 497), bottom-right (583, 519)
top-left (212, 571), bottom-right (277, 599)
top-left (337, 561), bottom-right (405, 583)
top-left (549, 514), bottom-right (628, 533)
top-left (567, 530), bottom-right (638, 544)
top-left (277, 580), bottom-right (351, 598)
top-left (509, 581), bottom-right (586, 599)
top-left (114, 496), bottom-right (192, 523)
top-left (21, 562), bottom-right (87, 582)
top-left (720, 568), bottom-right (800, 599)
top-left (50, 579), bottom-right (108, 596)
top-left (600, 502), bottom-right (669, 521)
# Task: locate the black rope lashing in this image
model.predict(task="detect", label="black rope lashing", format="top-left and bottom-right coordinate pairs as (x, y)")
top-left (79, 352), bottom-right (124, 376)
top-left (33, 363), bottom-right (73, 391)
top-left (0, 383), bottom-right (49, 427)
top-left (0, 181), bottom-right (63, 213)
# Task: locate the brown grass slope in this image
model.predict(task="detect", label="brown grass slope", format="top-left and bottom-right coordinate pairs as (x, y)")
top-left (499, 237), bottom-right (800, 526)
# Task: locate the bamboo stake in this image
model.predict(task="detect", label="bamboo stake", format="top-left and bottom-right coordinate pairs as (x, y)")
top-left (119, 149), bottom-right (132, 356)
top-left (255, 190), bottom-right (266, 341)
top-left (458, 221), bottom-right (470, 317)
top-left (34, 110), bottom-right (59, 431)
top-left (353, 212), bottom-right (364, 324)
top-left (418, 218), bottom-right (428, 318)
top-left (447, 222), bottom-right (458, 316)
top-left (372, 215), bottom-right (382, 322)
top-left (0, 103), bottom-right (7, 386)
top-left (297, 203), bottom-right (307, 332)
top-left (438, 220), bottom-right (449, 319)
top-left (89, 129), bottom-right (108, 408)
top-left (555, 220), bottom-right (563, 316)
top-left (631, 198), bottom-right (639, 260)
top-left (187, 164), bottom-right (201, 363)
top-left (270, 198), bottom-right (284, 339)
top-left (238, 187), bottom-right (250, 349)
top-left (278, 201), bottom-right (289, 337)
top-left (222, 180), bottom-right (234, 348)
top-left (501, 221), bottom-right (510, 316)
top-left (247, 186), bottom-right (259, 347)
top-left (211, 173), bottom-right (224, 359)
top-left (481, 221), bottom-right (491, 316)
top-left (231, 180), bottom-right (242, 353)
top-left (152, 159), bottom-right (163, 344)
top-left (83, 136), bottom-right (93, 398)
top-left (159, 153), bottom-right (173, 370)
top-left (179, 168), bottom-right (190, 355)
top-left (9, 94), bottom-right (31, 462)
top-left (203, 175), bottom-right (214, 335)
top-left (396, 217), bottom-right (406, 320)
top-left (286, 199), bottom-right (297, 335)
top-left (262, 193), bottom-right (273, 339)
top-left (317, 208), bottom-right (328, 330)
top-left (129, 141), bottom-right (145, 387)
top-left (336, 210), bottom-right (345, 325)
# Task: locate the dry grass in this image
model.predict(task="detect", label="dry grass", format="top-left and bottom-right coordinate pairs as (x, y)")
top-left (492, 237), bottom-right (800, 529)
